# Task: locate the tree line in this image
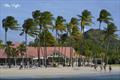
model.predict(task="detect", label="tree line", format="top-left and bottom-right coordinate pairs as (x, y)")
top-left (0, 9), bottom-right (120, 67)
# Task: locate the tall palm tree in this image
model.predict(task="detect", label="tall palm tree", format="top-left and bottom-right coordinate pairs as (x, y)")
top-left (77, 10), bottom-right (93, 66)
top-left (97, 9), bottom-right (113, 30)
top-left (2, 16), bottom-right (18, 65)
top-left (32, 11), bottom-right (53, 67)
top-left (104, 22), bottom-right (117, 64)
top-left (32, 10), bottom-right (42, 67)
top-left (97, 9), bottom-right (113, 63)
top-left (54, 16), bottom-right (66, 65)
top-left (20, 18), bottom-right (37, 64)
top-left (68, 17), bottom-right (78, 66)
top-left (40, 11), bottom-right (53, 67)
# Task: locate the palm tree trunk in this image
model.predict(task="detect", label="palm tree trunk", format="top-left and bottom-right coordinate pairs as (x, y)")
top-left (106, 38), bottom-right (110, 65)
top-left (5, 31), bottom-right (7, 45)
top-left (7, 55), bottom-right (11, 68)
top-left (99, 22), bottom-right (101, 30)
top-left (14, 57), bottom-right (17, 67)
top-left (58, 46), bottom-right (60, 65)
top-left (82, 26), bottom-right (85, 66)
top-left (43, 29), bottom-right (47, 67)
top-left (55, 30), bottom-right (58, 65)
top-left (25, 33), bottom-right (28, 67)
top-left (57, 31), bottom-right (60, 65)
top-left (41, 47), bottom-right (44, 65)
top-left (22, 55), bottom-right (24, 66)
top-left (70, 37), bottom-right (73, 67)
top-left (45, 45), bottom-right (47, 67)
top-left (37, 46), bottom-right (40, 67)
top-left (37, 35), bottom-right (40, 67)
top-left (25, 33), bottom-right (27, 54)
top-left (5, 31), bottom-right (7, 65)
top-left (83, 26), bottom-right (85, 34)
top-left (64, 46), bottom-right (67, 66)
top-left (38, 26), bottom-right (42, 67)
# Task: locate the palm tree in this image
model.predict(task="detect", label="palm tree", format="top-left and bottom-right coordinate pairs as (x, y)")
top-left (40, 11), bottom-right (53, 67)
top-left (5, 41), bottom-right (13, 68)
top-left (20, 18), bottom-right (37, 65)
top-left (97, 9), bottom-right (113, 64)
top-left (77, 10), bottom-right (93, 66)
top-left (2, 16), bottom-right (18, 45)
top-left (104, 22), bottom-right (117, 64)
top-left (54, 16), bottom-right (66, 33)
top-left (59, 33), bottom-right (68, 66)
top-left (78, 10), bottom-right (93, 33)
top-left (68, 17), bottom-right (78, 66)
top-left (2, 16), bottom-right (18, 66)
top-left (32, 10), bottom-right (42, 67)
top-left (54, 16), bottom-right (66, 65)
top-left (32, 11), bottom-right (53, 67)
top-left (17, 43), bottom-right (26, 66)
top-left (11, 47), bottom-right (18, 66)
top-left (4, 41), bottom-right (19, 67)
top-left (97, 9), bottom-right (113, 30)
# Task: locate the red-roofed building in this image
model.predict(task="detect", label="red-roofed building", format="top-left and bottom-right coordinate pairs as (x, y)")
top-left (0, 43), bottom-right (79, 66)
top-left (0, 47), bottom-right (76, 59)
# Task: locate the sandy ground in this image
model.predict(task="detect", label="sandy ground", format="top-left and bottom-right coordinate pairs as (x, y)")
top-left (0, 66), bottom-right (120, 78)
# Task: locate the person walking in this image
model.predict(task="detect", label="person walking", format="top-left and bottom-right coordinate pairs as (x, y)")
top-left (94, 64), bottom-right (97, 71)
top-left (103, 62), bottom-right (106, 71)
top-left (100, 65), bottom-right (103, 71)
top-left (109, 65), bottom-right (112, 72)
top-left (19, 62), bottom-right (23, 69)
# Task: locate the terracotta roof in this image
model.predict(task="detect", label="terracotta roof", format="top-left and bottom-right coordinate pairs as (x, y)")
top-left (0, 49), bottom-right (7, 58)
top-left (27, 47), bottom-right (76, 58)
top-left (0, 47), bottom-right (76, 58)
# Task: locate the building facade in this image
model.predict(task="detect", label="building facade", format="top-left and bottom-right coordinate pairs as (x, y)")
top-left (0, 46), bottom-right (77, 66)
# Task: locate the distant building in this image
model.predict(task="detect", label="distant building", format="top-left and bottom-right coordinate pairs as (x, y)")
top-left (0, 43), bottom-right (79, 66)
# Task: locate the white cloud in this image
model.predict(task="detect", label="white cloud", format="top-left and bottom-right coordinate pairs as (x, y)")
top-left (11, 4), bottom-right (21, 8)
top-left (3, 3), bottom-right (21, 8)
top-left (4, 3), bottom-right (11, 8)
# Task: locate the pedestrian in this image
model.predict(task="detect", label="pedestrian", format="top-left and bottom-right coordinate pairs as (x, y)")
top-left (109, 65), bottom-right (112, 72)
top-left (100, 65), bottom-right (103, 71)
top-left (103, 64), bottom-right (106, 71)
top-left (103, 62), bottom-right (106, 71)
top-left (19, 62), bottom-right (23, 69)
top-left (94, 64), bottom-right (97, 71)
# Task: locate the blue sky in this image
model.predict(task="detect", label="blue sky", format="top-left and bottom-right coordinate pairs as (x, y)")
top-left (0, 0), bottom-right (120, 43)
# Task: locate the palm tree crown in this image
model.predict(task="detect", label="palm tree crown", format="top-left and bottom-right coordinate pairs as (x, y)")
top-left (22, 18), bottom-right (37, 35)
top-left (40, 11), bottom-right (53, 29)
top-left (54, 16), bottom-right (66, 32)
top-left (78, 10), bottom-right (93, 33)
top-left (104, 22), bottom-right (117, 40)
top-left (69, 17), bottom-right (78, 33)
top-left (2, 16), bottom-right (18, 32)
top-left (32, 10), bottom-right (41, 26)
top-left (97, 9), bottom-right (113, 30)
